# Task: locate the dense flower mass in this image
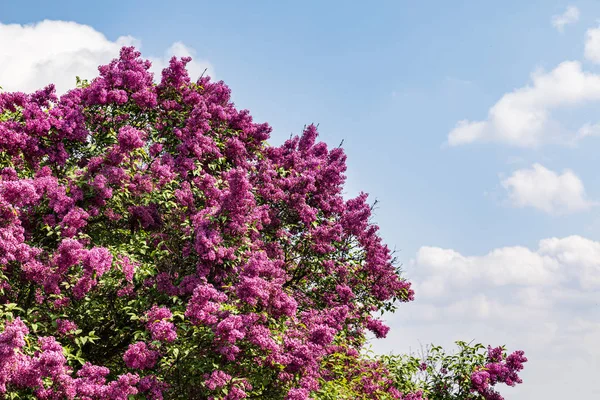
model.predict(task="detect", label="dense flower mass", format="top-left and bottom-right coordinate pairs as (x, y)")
top-left (469, 347), bottom-right (528, 400)
top-left (0, 46), bottom-right (525, 399)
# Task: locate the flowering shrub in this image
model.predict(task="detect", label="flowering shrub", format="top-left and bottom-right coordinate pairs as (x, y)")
top-left (0, 46), bottom-right (526, 399)
top-left (381, 341), bottom-right (528, 400)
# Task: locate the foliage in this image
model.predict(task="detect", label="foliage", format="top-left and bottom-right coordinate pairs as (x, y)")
top-left (381, 341), bottom-right (527, 400)
top-left (0, 47), bottom-right (526, 399)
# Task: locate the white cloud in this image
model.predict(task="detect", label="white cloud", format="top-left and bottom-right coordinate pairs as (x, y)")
top-left (448, 61), bottom-right (600, 147)
top-left (414, 242), bottom-right (560, 299)
top-left (585, 25), bottom-right (600, 63)
top-left (0, 20), bottom-right (213, 95)
top-left (551, 6), bottom-right (580, 32)
top-left (575, 121), bottom-right (600, 140)
top-left (399, 234), bottom-right (600, 328)
top-left (539, 235), bottom-right (600, 289)
top-left (374, 235), bottom-right (600, 399)
top-left (501, 163), bottom-right (595, 214)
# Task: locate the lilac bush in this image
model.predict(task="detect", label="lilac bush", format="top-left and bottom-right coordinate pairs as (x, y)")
top-left (381, 342), bottom-right (528, 400)
top-left (0, 46), bottom-right (526, 399)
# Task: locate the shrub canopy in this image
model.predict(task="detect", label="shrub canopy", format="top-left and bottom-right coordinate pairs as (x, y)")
top-left (0, 47), bottom-right (525, 399)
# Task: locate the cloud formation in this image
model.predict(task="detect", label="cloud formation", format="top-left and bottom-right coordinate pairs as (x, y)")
top-left (551, 6), bottom-right (580, 32)
top-left (375, 236), bottom-right (600, 398)
top-left (448, 61), bottom-right (600, 147)
top-left (0, 20), bottom-right (213, 95)
top-left (501, 163), bottom-right (595, 214)
top-left (585, 24), bottom-right (600, 64)
top-left (414, 235), bottom-right (600, 295)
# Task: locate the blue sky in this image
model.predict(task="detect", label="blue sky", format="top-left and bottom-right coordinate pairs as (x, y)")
top-left (2, 1), bottom-right (600, 398)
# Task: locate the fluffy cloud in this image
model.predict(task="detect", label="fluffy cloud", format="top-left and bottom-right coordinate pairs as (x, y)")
top-left (374, 235), bottom-right (600, 399)
top-left (448, 61), bottom-right (600, 147)
top-left (551, 6), bottom-right (580, 32)
top-left (413, 235), bottom-right (600, 297)
top-left (0, 20), bottom-right (213, 95)
top-left (585, 25), bottom-right (600, 64)
top-left (575, 121), bottom-right (600, 139)
top-left (412, 246), bottom-right (557, 304)
top-left (500, 163), bottom-right (595, 214)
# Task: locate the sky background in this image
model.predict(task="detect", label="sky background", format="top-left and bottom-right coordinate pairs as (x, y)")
top-left (2, 1), bottom-right (600, 398)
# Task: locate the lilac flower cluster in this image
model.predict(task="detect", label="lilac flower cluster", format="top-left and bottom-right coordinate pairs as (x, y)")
top-left (470, 347), bottom-right (528, 400)
top-left (123, 342), bottom-right (159, 370)
top-left (145, 306), bottom-right (177, 342)
top-left (0, 318), bottom-right (153, 399)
